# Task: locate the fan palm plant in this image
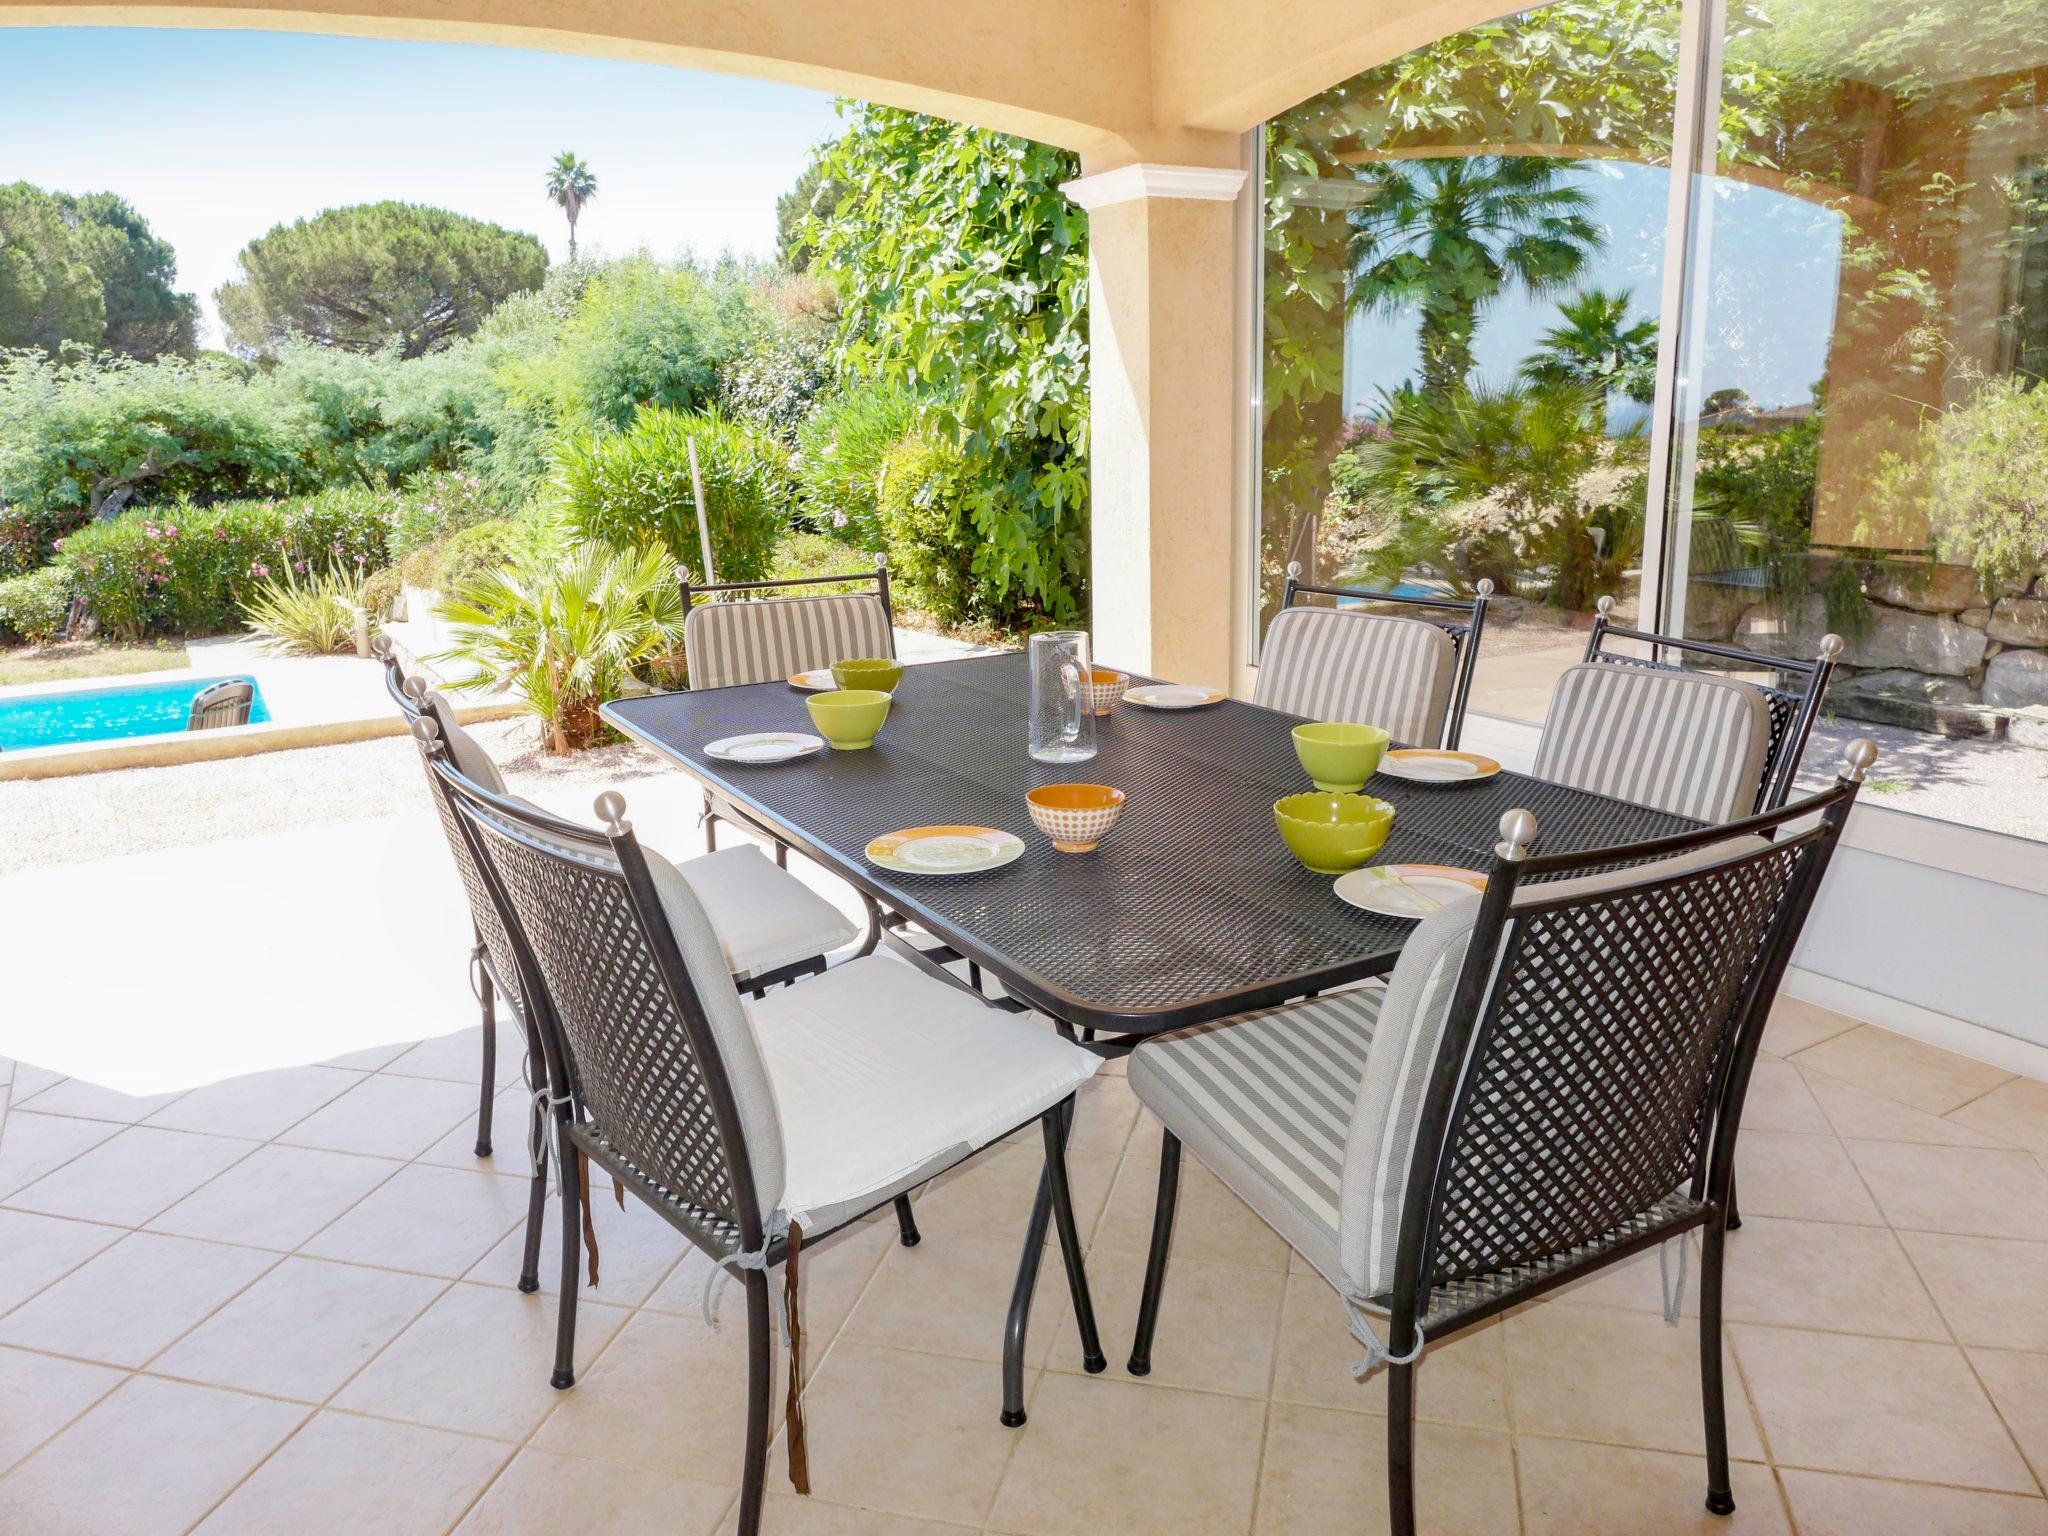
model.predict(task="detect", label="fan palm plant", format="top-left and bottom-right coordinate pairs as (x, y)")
top-left (432, 542), bottom-right (685, 752)
top-left (544, 152), bottom-right (598, 260)
top-left (1348, 155), bottom-right (1602, 396)
top-left (1519, 287), bottom-right (1660, 403)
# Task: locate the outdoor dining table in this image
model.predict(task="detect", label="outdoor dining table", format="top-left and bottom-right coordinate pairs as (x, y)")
top-left (601, 648), bottom-right (1700, 1422)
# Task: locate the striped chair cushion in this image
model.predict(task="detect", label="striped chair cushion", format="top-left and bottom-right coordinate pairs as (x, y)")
top-left (1127, 989), bottom-right (1381, 1286)
top-left (1533, 662), bottom-right (1771, 823)
top-left (1254, 607), bottom-right (1456, 746)
top-left (685, 594), bottom-right (894, 690)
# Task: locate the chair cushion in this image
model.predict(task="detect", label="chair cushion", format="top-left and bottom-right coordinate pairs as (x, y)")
top-left (1533, 662), bottom-right (1771, 823)
top-left (745, 955), bottom-right (1100, 1231)
top-left (1254, 607), bottom-right (1456, 747)
top-left (421, 691), bottom-right (507, 797)
top-left (685, 593), bottom-right (894, 690)
top-left (1128, 988), bottom-right (1382, 1291)
top-left (644, 844), bottom-right (858, 983)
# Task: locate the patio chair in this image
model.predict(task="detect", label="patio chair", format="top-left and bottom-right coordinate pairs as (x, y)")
top-left (1573, 594), bottom-right (1844, 813)
top-left (1258, 563), bottom-right (1493, 749)
top-left (423, 741), bottom-right (1106, 1536)
top-left (682, 561), bottom-right (896, 868)
top-left (1123, 740), bottom-right (1874, 1535)
top-left (186, 679), bottom-right (254, 731)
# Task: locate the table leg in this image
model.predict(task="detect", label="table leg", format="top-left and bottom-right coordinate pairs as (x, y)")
top-left (1001, 1167), bottom-right (1054, 1427)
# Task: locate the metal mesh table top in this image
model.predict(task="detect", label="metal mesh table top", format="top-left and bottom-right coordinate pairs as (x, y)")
top-left (604, 652), bottom-right (1699, 1034)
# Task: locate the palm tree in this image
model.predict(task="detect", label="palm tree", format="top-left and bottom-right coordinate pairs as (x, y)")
top-left (1347, 155), bottom-right (1603, 396)
top-left (545, 152), bottom-right (598, 261)
top-left (1520, 287), bottom-right (1660, 403)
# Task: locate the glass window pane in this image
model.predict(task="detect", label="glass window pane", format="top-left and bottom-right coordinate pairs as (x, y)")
top-left (1673, 0), bottom-right (2048, 838)
top-left (1258, 0), bottom-right (1682, 725)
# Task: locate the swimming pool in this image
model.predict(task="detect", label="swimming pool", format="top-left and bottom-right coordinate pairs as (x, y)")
top-left (0, 674), bottom-right (271, 751)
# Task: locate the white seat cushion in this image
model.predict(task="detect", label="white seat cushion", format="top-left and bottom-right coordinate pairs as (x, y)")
top-left (745, 955), bottom-right (1100, 1230)
top-left (646, 844), bottom-right (858, 982)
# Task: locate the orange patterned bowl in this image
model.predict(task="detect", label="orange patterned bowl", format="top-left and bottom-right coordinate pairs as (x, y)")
top-left (1026, 782), bottom-right (1127, 853)
top-left (1081, 669), bottom-right (1130, 716)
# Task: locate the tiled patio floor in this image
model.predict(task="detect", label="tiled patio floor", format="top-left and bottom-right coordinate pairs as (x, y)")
top-left (4, 994), bottom-right (2048, 1534)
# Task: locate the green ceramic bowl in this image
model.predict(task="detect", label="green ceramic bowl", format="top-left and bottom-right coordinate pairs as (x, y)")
top-left (806, 688), bottom-right (892, 750)
top-left (1291, 722), bottom-right (1393, 792)
top-left (830, 657), bottom-right (905, 694)
top-left (1273, 792), bottom-right (1396, 875)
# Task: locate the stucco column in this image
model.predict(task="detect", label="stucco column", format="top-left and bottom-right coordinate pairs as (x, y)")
top-left (1065, 164), bottom-right (1247, 691)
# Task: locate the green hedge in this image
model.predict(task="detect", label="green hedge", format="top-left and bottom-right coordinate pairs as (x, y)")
top-left (56, 488), bottom-right (391, 639)
top-left (0, 565), bottom-right (72, 643)
top-left (877, 434), bottom-right (981, 625)
top-left (793, 383), bottom-right (914, 551)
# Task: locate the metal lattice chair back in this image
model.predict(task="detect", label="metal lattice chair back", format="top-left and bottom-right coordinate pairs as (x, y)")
top-left (427, 747), bottom-right (780, 1258)
top-left (1584, 595), bottom-right (1842, 812)
top-left (187, 679), bottom-right (254, 731)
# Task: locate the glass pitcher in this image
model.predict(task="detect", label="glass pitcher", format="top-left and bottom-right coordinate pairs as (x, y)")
top-left (1028, 630), bottom-right (1098, 764)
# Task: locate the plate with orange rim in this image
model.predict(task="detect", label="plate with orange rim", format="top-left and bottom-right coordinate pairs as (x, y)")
top-left (1333, 864), bottom-right (1487, 919)
top-left (865, 825), bottom-right (1027, 876)
top-left (1376, 748), bottom-right (1501, 786)
top-left (788, 669), bottom-right (838, 691)
top-left (1123, 685), bottom-right (1226, 710)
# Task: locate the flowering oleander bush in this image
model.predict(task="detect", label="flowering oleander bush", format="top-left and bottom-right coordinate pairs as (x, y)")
top-left (0, 564), bottom-right (73, 643)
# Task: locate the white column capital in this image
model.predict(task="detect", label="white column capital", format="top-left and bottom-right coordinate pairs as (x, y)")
top-left (1060, 163), bottom-right (1247, 212)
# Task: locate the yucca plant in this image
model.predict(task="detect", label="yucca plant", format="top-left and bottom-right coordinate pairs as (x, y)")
top-left (240, 565), bottom-right (365, 655)
top-left (431, 542), bottom-right (686, 752)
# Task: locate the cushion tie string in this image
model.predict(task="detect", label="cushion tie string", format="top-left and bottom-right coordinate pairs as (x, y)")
top-left (696, 1211), bottom-right (809, 1494)
top-left (467, 941), bottom-right (490, 1006)
top-left (1340, 1290), bottom-right (1424, 1379)
top-left (1659, 1235), bottom-right (1690, 1327)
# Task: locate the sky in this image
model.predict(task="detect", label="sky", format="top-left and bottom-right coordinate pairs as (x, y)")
top-left (5, 28), bottom-right (842, 346)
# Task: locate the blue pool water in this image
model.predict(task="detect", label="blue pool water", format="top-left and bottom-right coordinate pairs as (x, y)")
top-left (0, 674), bottom-right (270, 751)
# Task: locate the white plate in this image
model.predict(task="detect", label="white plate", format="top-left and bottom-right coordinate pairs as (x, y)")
top-left (704, 731), bottom-right (825, 765)
top-left (1333, 864), bottom-right (1488, 918)
top-left (788, 669), bottom-right (838, 691)
top-left (1376, 749), bottom-right (1501, 785)
top-left (1124, 685), bottom-right (1225, 710)
top-left (866, 826), bottom-right (1026, 875)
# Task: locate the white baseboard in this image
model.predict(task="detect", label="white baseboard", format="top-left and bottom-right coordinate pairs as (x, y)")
top-left (1782, 966), bottom-right (2048, 1083)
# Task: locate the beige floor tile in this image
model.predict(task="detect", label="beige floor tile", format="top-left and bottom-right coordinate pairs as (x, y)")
top-left (0, 1112), bottom-right (118, 1200)
top-left (9, 1064), bottom-right (67, 1102)
top-left (144, 1065), bottom-right (365, 1142)
top-left (278, 1073), bottom-right (481, 1160)
top-left (0, 1232), bottom-right (275, 1368)
top-left (1952, 1076), bottom-right (2048, 1157)
top-left (1515, 1438), bottom-right (1789, 1534)
top-left (14, 1079), bottom-right (186, 1124)
top-left (1846, 1140), bottom-right (2048, 1241)
top-left (1793, 1026), bottom-right (2013, 1116)
top-left (1763, 996), bottom-right (1860, 1057)
top-left (1721, 1216), bottom-right (1946, 1340)
top-left (1271, 1269), bottom-right (1507, 1429)
top-left (791, 1342), bottom-right (1023, 1528)
top-left (718, 1492), bottom-right (978, 1535)
top-left (1039, 1242), bottom-right (1285, 1396)
top-left (841, 1226), bottom-right (1065, 1369)
top-left (645, 1219), bottom-right (896, 1360)
top-left (146, 1144), bottom-right (402, 1251)
top-left (459, 1447), bottom-right (733, 1535)
top-left (468, 1181), bottom-right (687, 1308)
top-left (1741, 1059), bottom-right (1830, 1134)
top-left (1805, 1070), bottom-right (2011, 1147)
top-left (1253, 1399), bottom-right (1518, 1536)
top-left (0, 1346), bottom-right (125, 1475)
top-left (384, 1021), bottom-right (520, 1087)
top-left (4, 1124), bottom-right (256, 1227)
top-left (299, 1163), bottom-right (533, 1278)
top-left (152, 1256), bottom-right (445, 1402)
top-left (0, 1375), bottom-right (305, 1536)
top-left (416, 1085), bottom-right (530, 1171)
top-left (910, 1143), bottom-right (1119, 1252)
top-left (1547, 1238), bottom-right (1699, 1318)
top-left (193, 1410), bottom-right (509, 1535)
top-left (1733, 1131), bottom-right (1883, 1225)
top-left (988, 1371), bottom-right (1264, 1536)
top-left (1732, 1324), bottom-right (2034, 1491)
top-left (0, 1208), bottom-right (122, 1313)
top-left (334, 1280), bottom-right (629, 1441)
top-left (1901, 1232), bottom-right (2048, 1352)
top-left (1062, 1072), bottom-right (1142, 1157)
top-left (1505, 1303), bottom-right (1764, 1460)
top-left (534, 1309), bottom-right (767, 1481)
top-left (1971, 1347), bottom-right (2048, 1487)
top-left (1778, 1468), bottom-right (2048, 1535)
top-left (1092, 1151), bottom-right (1291, 1271)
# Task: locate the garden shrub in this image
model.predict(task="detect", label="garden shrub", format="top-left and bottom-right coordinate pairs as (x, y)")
top-left (0, 564), bottom-right (72, 643)
top-left (360, 565), bottom-right (402, 621)
top-left (794, 383), bottom-right (916, 550)
top-left (719, 309), bottom-right (833, 442)
top-left (434, 519), bottom-right (550, 598)
top-left (554, 404), bottom-right (786, 584)
top-left (547, 259), bottom-right (750, 433)
top-left (387, 470), bottom-right (502, 563)
top-left (241, 566), bottom-right (366, 655)
top-left (1910, 377), bottom-right (2048, 589)
top-left (877, 434), bottom-right (980, 624)
top-left (0, 504), bottom-right (86, 579)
